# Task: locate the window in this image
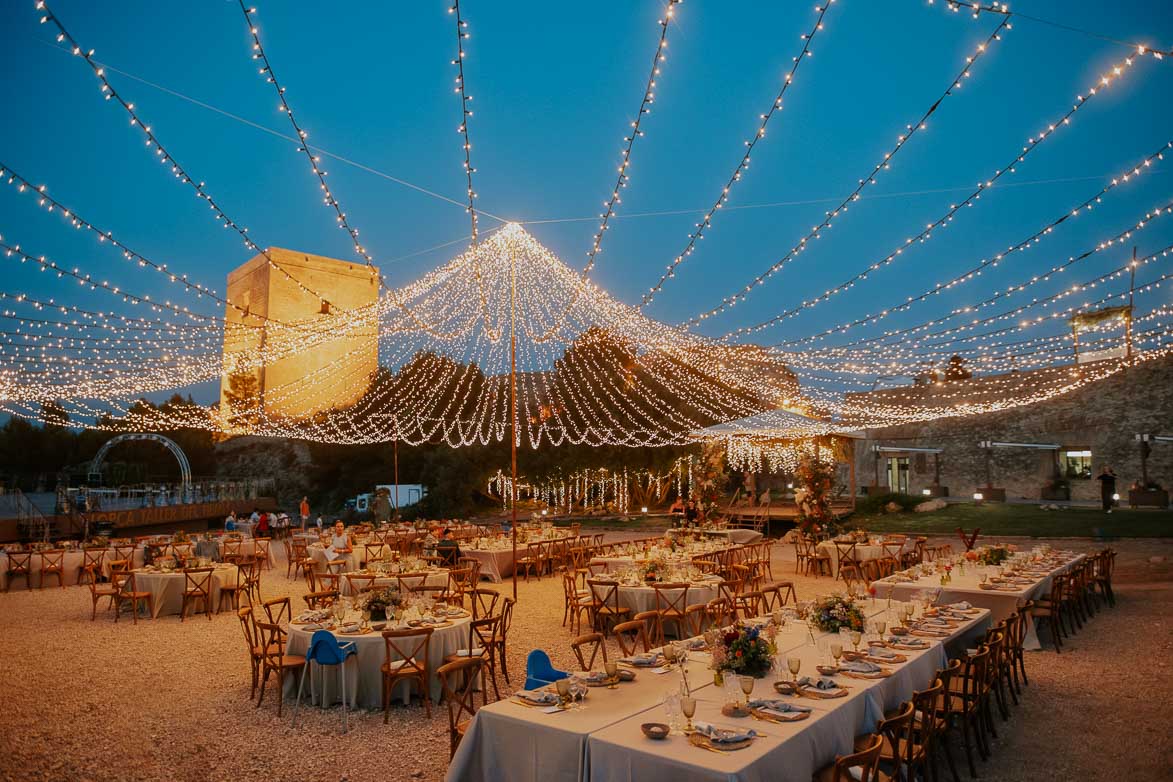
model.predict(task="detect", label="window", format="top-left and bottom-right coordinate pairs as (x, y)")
top-left (1061, 449), bottom-right (1092, 480)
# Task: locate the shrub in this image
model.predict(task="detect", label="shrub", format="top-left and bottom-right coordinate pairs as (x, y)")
top-left (856, 492), bottom-right (926, 515)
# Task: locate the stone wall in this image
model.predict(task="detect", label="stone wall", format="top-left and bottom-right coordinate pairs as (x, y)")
top-left (852, 355), bottom-right (1173, 502)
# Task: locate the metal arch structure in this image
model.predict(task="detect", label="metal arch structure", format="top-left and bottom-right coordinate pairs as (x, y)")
top-left (87, 433), bottom-right (193, 490)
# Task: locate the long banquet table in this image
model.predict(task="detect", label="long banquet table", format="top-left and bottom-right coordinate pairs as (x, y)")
top-left (447, 603), bottom-right (991, 782)
top-left (869, 550), bottom-right (1085, 650)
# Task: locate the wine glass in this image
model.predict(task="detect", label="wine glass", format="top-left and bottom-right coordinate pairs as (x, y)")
top-left (739, 675), bottom-right (755, 705)
top-left (663, 644), bottom-right (678, 664)
top-left (850, 630), bottom-right (862, 652)
top-left (604, 660), bottom-right (619, 689)
top-left (663, 690), bottom-right (681, 732)
top-left (787, 656), bottom-right (802, 683)
top-left (830, 642), bottom-right (843, 665)
top-left (680, 695), bottom-right (696, 732)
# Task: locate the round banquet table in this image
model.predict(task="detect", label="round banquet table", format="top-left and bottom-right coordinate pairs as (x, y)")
top-left (615, 578), bottom-right (721, 615)
top-left (283, 614), bottom-right (471, 708)
top-left (129, 564), bottom-right (239, 618)
top-left (667, 527), bottom-right (764, 545)
top-left (307, 544), bottom-right (362, 574)
top-left (338, 569), bottom-right (448, 597)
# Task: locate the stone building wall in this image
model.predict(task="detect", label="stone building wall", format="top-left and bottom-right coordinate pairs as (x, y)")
top-left (221, 248), bottom-right (380, 420)
top-left (852, 355), bottom-right (1173, 501)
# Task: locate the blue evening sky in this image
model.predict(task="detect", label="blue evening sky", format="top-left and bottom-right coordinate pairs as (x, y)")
top-left (2, 1), bottom-right (1172, 403)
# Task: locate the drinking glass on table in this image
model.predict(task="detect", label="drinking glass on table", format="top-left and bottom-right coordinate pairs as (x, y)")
top-left (830, 642), bottom-right (843, 664)
top-left (850, 630), bottom-right (862, 652)
top-left (663, 690), bottom-right (681, 732)
top-left (605, 660), bottom-right (619, 689)
top-left (663, 644), bottom-right (678, 664)
top-left (555, 678), bottom-right (572, 709)
top-left (739, 675), bottom-right (755, 704)
top-left (787, 656), bottom-right (802, 682)
top-left (680, 695), bottom-right (696, 732)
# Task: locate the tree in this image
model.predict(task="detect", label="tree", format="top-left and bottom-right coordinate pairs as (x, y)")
top-left (943, 355), bottom-right (973, 382)
top-left (223, 358), bottom-right (261, 428)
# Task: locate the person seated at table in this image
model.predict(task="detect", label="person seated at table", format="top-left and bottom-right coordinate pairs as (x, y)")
top-left (435, 527), bottom-right (462, 566)
top-left (328, 521), bottom-right (353, 558)
top-left (684, 499), bottom-right (702, 524)
top-left (224, 511), bottom-right (237, 532)
top-left (500, 518), bottom-right (512, 534)
top-left (668, 497), bottom-right (685, 515)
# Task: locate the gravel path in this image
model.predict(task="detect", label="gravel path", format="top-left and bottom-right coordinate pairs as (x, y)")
top-left (0, 534), bottom-right (1168, 782)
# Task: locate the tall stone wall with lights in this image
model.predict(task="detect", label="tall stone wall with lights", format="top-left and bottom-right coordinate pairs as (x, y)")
top-left (220, 248), bottom-right (379, 420)
top-left (851, 355), bottom-right (1173, 502)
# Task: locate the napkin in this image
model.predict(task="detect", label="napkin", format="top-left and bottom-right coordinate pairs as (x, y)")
top-left (948, 602), bottom-right (973, 611)
top-left (582, 670), bottom-right (609, 683)
top-left (300, 623), bottom-right (324, 632)
top-left (684, 637), bottom-right (707, 651)
top-left (515, 690), bottom-right (559, 706)
top-left (692, 722), bottom-right (758, 743)
top-left (866, 646), bottom-right (898, 659)
top-left (339, 623), bottom-right (361, 633)
top-left (798, 676), bottom-right (840, 691)
top-left (621, 653), bottom-right (661, 667)
top-left (839, 660), bottom-right (881, 674)
top-left (747, 699), bottom-right (811, 713)
top-left (888, 636), bottom-right (928, 647)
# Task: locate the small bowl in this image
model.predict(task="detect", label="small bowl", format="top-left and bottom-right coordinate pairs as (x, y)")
top-left (816, 665), bottom-right (840, 676)
top-left (890, 626), bottom-right (909, 636)
top-left (641, 723), bottom-right (670, 740)
top-left (773, 680), bottom-right (798, 695)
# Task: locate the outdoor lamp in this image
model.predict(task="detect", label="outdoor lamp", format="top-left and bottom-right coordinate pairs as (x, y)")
top-left (641, 506), bottom-right (648, 514)
top-left (541, 509), bottom-right (548, 516)
top-left (1112, 493), bottom-right (1120, 501)
top-left (922, 488), bottom-right (932, 496)
top-left (973, 492), bottom-right (984, 505)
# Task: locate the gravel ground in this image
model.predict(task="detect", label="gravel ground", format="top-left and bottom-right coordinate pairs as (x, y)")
top-left (0, 533), bottom-right (1169, 782)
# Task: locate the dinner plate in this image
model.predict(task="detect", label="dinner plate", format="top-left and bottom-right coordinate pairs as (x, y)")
top-left (688, 732), bottom-right (754, 752)
top-left (750, 707), bottom-right (810, 723)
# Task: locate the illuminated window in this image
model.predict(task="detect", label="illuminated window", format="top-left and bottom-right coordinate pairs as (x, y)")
top-left (1061, 449), bottom-right (1092, 480)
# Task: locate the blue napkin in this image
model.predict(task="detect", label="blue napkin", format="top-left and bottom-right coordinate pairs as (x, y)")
top-left (839, 660), bottom-right (881, 674)
top-left (692, 721), bottom-right (758, 743)
top-left (747, 699), bottom-right (811, 713)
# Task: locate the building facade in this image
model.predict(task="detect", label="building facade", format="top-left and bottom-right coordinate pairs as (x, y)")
top-left (850, 355), bottom-right (1173, 503)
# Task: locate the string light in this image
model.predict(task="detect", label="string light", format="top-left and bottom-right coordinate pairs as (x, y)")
top-left (640, 1), bottom-right (837, 307)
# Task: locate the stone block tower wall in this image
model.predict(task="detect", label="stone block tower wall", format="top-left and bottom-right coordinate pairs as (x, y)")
top-left (852, 355), bottom-right (1173, 502)
top-left (220, 248), bottom-right (379, 420)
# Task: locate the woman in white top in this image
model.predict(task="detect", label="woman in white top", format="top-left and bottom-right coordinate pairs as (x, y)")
top-left (329, 520), bottom-right (352, 553)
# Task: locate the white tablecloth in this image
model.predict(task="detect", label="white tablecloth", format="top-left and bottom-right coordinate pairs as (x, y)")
top-left (616, 580), bottom-right (721, 615)
top-left (464, 548), bottom-right (518, 583)
top-left (870, 552), bottom-right (1084, 650)
top-left (308, 544), bottom-right (362, 574)
top-left (130, 565), bottom-right (239, 618)
top-left (284, 615), bottom-right (470, 707)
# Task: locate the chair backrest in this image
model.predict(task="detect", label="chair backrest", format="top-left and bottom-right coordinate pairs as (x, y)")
top-left (183, 566), bottom-right (214, 594)
top-left (653, 582), bottom-right (690, 615)
top-left (40, 549), bottom-right (65, 569)
top-left (253, 621), bottom-right (287, 663)
top-left (833, 540), bottom-right (859, 565)
top-left (82, 548), bottom-right (108, 571)
top-left (875, 700), bottom-right (916, 780)
top-left (827, 733), bottom-right (883, 782)
top-left (303, 589), bottom-right (339, 609)
top-left (498, 596), bottom-right (516, 638)
top-left (364, 543), bottom-right (385, 564)
top-left (570, 632), bottom-right (606, 670)
top-left (587, 579), bottom-right (620, 613)
top-left (306, 629), bottom-right (355, 666)
top-left (6, 550), bottom-right (32, 570)
top-left (113, 544), bottom-right (136, 563)
top-left (346, 573), bottom-right (377, 595)
top-left (936, 657), bottom-right (961, 716)
top-left (262, 596), bottom-right (291, 625)
top-left (612, 620), bottom-right (650, 656)
top-left (706, 597), bottom-right (737, 628)
top-left (438, 657), bottom-right (484, 757)
top-left (469, 588), bottom-right (500, 619)
top-left (237, 606), bottom-right (259, 655)
top-left (456, 557), bottom-right (481, 583)
top-left (911, 678), bottom-right (944, 749)
top-left (107, 558), bottom-right (131, 577)
top-left (397, 572), bottom-right (429, 593)
top-left (382, 627), bottom-right (433, 677)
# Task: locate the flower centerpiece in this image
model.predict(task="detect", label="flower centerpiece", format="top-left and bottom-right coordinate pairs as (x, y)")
top-left (708, 622), bottom-right (776, 680)
top-left (641, 556), bottom-right (669, 583)
top-left (810, 594), bottom-right (865, 633)
top-left (172, 529), bottom-right (190, 544)
top-left (355, 586), bottom-right (403, 621)
top-left (975, 545), bottom-right (1011, 567)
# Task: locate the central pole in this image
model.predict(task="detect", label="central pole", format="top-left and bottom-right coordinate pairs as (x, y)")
top-left (510, 248), bottom-right (519, 602)
top-left (1126, 246), bottom-right (1136, 363)
top-left (393, 415), bottom-right (400, 522)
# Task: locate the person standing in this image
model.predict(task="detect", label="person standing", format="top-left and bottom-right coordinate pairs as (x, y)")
top-left (299, 496), bottom-right (310, 530)
top-left (1096, 466), bottom-right (1117, 513)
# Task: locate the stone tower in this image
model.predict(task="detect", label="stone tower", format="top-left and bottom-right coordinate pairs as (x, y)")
top-left (220, 247), bottom-right (380, 423)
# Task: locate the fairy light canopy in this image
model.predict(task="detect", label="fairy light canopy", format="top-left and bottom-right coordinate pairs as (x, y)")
top-left (4, 1), bottom-right (1173, 450)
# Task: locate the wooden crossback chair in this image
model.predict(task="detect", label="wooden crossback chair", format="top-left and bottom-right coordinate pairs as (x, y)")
top-left (382, 627), bottom-right (434, 720)
top-left (570, 632), bottom-right (607, 671)
top-left (180, 566), bottom-right (215, 621)
top-left (39, 549), bottom-right (66, 589)
top-left (438, 657), bottom-right (483, 759)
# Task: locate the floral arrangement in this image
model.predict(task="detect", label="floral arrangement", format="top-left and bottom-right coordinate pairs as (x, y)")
top-left (973, 545), bottom-right (1011, 566)
top-left (810, 594), bottom-right (865, 633)
top-left (709, 622), bottom-right (776, 678)
top-left (172, 530), bottom-right (190, 544)
top-left (641, 556), bottom-right (669, 582)
top-left (795, 453), bottom-right (837, 535)
top-left (355, 586), bottom-right (403, 615)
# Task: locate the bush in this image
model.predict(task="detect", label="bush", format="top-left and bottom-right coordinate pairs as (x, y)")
top-left (856, 492), bottom-right (926, 515)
